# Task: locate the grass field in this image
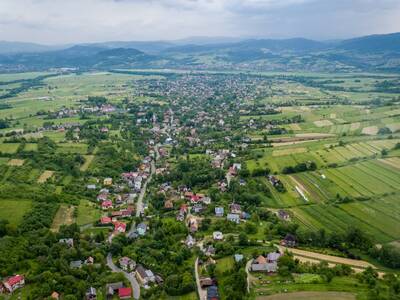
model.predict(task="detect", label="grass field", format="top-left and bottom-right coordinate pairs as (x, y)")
top-left (0, 199), bottom-right (32, 226)
top-left (76, 200), bottom-right (101, 226)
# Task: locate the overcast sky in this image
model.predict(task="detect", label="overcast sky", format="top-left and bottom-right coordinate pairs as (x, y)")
top-left (0, 0), bottom-right (400, 44)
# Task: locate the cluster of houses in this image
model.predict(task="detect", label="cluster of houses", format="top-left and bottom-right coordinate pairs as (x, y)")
top-left (82, 283), bottom-right (132, 300)
top-left (121, 156), bottom-right (152, 193)
top-left (251, 251), bottom-right (282, 273)
top-left (117, 256), bottom-right (163, 289)
top-left (214, 203), bottom-right (250, 224)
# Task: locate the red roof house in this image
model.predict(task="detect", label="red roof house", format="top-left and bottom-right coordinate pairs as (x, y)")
top-left (102, 200), bottom-right (113, 210)
top-left (118, 287), bottom-right (132, 299)
top-left (114, 222), bottom-right (126, 233)
top-left (101, 216), bottom-right (112, 225)
top-left (4, 275), bottom-right (25, 293)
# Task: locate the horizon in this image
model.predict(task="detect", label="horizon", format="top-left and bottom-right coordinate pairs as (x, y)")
top-left (0, 0), bottom-right (399, 44)
top-left (1, 31), bottom-right (399, 47)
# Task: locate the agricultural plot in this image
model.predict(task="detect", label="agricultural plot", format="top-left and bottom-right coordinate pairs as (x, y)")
top-left (7, 159), bottom-right (25, 166)
top-left (292, 198), bottom-right (400, 243)
top-left (0, 143), bottom-right (20, 154)
top-left (76, 200), bottom-right (101, 226)
top-left (51, 204), bottom-right (75, 232)
top-left (314, 120), bottom-right (333, 127)
top-left (361, 126), bottom-right (378, 135)
top-left (0, 199), bottom-right (32, 226)
top-left (37, 170), bottom-right (54, 183)
top-left (80, 155), bottom-right (95, 171)
top-left (57, 143), bottom-right (88, 154)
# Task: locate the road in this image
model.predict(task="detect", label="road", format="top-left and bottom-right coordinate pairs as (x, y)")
top-left (135, 144), bottom-right (157, 218)
top-left (194, 257), bottom-right (207, 300)
top-left (107, 253), bottom-right (140, 299)
top-left (245, 259), bottom-right (253, 293)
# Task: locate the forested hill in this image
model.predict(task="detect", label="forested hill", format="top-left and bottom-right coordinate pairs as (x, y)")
top-left (1, 32), bottom-right (400, 72)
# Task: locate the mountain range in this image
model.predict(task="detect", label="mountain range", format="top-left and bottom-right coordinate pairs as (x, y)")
top-left (1, 32), bottom-right (400, 72)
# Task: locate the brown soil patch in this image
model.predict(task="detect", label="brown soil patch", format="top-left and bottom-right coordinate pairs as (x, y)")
top-left (38, 170), bottom-right (54, 183)
top-left (7, 159), bottom-right (25, 166)
top-left (257, 291), bottom-right (356, 300)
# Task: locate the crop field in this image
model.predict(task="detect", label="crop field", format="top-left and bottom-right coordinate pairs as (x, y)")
top-left (291, 193), bottom-right (400, 242)
top-left (37, 170), bottom-right (54, 183)
top-left (50, 204), bottom-right (75, 232)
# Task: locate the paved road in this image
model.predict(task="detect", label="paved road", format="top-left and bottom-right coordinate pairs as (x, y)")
top-left (135, 145), bottom-right (157, 218)
top-left (194, 257), bottom-right (207, 300)
top-left (106, 253), bottom-right (141, 299)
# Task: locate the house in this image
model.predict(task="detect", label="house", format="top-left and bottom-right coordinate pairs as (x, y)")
top-left (70, 260), bottom-right (82, 269)
top-left (215, 207), bottom-right (224, 217)
top-left (86, 287), bottom-right (97, 300)
top-left (188, 217), bottom-right (198, 233)
top-left (202, 196), bottom-right (212, 205)
top-left (251, 253), bottom-right (281, 273)
top-left (204, 245), bottom-right (216, 256)
top-left (213, 231), bottom-right (223, 240)
top-left (164, 200), bottom-right (173, 209)
top-left (207, 285), bottom-right (220, 300)
top-left (227, 213), bottom-right (240, 224)
top-left (229, 203), bottom-right (241, 214)
top-left (51, 291), bottom-right (60, 300)
top-left (200, 278), bottom-right (213, 288)
top-left (106, 282), bottom-right (124, 298)
top-left (234, 254), bottom-right (244, 263)
top-left (118, 287), bottom-right (132, 299)
top-left (135, 265), bottom-right (155, 285)
top-left (114, 222), bottom-right (126, 233)
top-left (137, 223), bottom-right (147, 236)
top-left (281, 233), bottom-right (297, 247)
top-left (3, 275), bottom-right (25, 293)
top-left (101, 216), bottom-right (112, 225)
top-left (101, 200), bottom-right (113, 210)
top-left (97, 192), bottom-right (108, 202)
top-left (193, 203), bottom-right (203, 214)
top-left (59, 238), bottom-right (74, 247)
top-left (87, 184), bottom-right (96, 190)
top-left (103, 177), bottom-right (113, 186)
top-left (119, 257), bottom-right (136, 271)
top-left (85, 256), bottom-right (94, 265)
top-left (241, 212), bottom-right (251, 220)
top-left (267, 251), bottom-right (282, 263)
top-left (185, 234), bottom-right (196, 248)
top-left (277, 210), bottom-right (291, 221)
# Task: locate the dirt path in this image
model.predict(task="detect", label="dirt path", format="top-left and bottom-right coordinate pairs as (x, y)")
top-left (195, 257), bottom-right (207, 300)
top-left (279, 246), bottom-right (375, 269)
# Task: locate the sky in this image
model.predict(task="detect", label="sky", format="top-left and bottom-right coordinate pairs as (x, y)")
top-left (0, 0), bottom-right (400, 44)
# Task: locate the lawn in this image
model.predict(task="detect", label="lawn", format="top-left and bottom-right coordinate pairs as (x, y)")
top-left (0, 199), bottom-right (32, 226)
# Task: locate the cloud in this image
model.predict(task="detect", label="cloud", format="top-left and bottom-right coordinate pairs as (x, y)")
top-left (0, 0), bottom-right (399, 44)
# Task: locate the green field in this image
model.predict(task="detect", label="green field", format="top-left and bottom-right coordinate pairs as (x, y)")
top-left (76, 199), bottom-right (101, 226)
top-left (0, 199), bottom-right (32, 226)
